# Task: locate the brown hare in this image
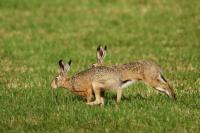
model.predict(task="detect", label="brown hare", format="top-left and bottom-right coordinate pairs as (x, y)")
top-left (94, 46), bottom-right (176, 99)
top-left (51, 59), bottom-right (126, 106)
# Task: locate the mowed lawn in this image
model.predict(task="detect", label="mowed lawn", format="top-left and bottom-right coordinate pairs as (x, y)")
top-left (0, 0), bottom-right (200, 132)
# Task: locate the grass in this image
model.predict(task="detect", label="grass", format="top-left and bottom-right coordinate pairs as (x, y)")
top-left (0, 0), bottom-right (200, 132)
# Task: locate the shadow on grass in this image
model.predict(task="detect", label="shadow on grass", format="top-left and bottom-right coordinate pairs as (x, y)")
top-left (122, 94), bottom-right (147, 101)
top-left (54, 92), bottom-right (176, 104)
top-left (52, 90), bottom-right (199, 107)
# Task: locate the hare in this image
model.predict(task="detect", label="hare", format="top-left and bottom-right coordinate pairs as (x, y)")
top-left (94, 46), bottom-right (176, 99)
top-left (51, 59), bottom-right (126, 106)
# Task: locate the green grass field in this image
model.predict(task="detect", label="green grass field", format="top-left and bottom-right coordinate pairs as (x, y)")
top-left (0, 0), bottom-right (200, 132)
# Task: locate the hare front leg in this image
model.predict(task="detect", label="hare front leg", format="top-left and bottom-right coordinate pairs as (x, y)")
top-left (116, 88), bottom-right (123, 103)
top-left (86, 88), bottom-right (93, 103)
top-left (87, 83), bottom-right (102, 106)
top-left (86, 90), bottom-right (104, 104)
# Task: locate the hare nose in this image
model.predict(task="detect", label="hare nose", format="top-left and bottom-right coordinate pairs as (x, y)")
top-left (51, 80), bottom-right (57, 89)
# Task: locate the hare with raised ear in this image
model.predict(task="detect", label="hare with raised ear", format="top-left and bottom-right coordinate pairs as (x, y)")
top-left (92, 45), bottom-right (107, 67)
top-left (94, 46), bottom-right (176, 100)
top-left (51, 59), bottom-right (126, 106)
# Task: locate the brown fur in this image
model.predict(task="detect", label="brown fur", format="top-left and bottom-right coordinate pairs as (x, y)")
top-left (114, 60), bottom-right (176, 99)
top-left (93, 46), bottom-right (176, 99)
top-left (51, 60), bottom-right (123, 105)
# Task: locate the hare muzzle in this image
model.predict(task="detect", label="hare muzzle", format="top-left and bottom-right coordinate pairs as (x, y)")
top-left (51, 80), bottom-right (58, 89)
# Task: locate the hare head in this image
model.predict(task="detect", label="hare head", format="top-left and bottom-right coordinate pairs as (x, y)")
top-left (51, 59), bottom-right (72, 89)
top-left (92, 45), bottom-right (107, 67)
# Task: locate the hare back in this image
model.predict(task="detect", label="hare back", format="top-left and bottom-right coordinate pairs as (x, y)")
top-left (114, 60), bottom-right (162, 80)
top-left (73, 66), bottom-right (119, 80)
top-left (71, 66), bottom-right (121, 90)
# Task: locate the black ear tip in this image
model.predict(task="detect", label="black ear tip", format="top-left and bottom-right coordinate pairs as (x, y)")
top-left (97, 45), bottom-right (101, 51)
top-left (68, 59), bottom-right (72, 65)
top-left (104, 45), bottom-right (107, 50)
top-left (59, 59), bottom-right (65, 70)
top-left (59, 60), bottom-right (63, 65)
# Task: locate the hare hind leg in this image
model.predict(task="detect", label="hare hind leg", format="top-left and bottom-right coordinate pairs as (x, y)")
top-left (148, 80), bottom-right (169, 96)
top-left (155, 84), bottom-right (176, 100)
top-left (157, 74), bottom-right (176, 99)
top-left (148, 75), bottom-right (176, 99)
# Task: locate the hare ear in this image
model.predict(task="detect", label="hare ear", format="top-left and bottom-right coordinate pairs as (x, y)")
top-left (104, 45), bottom-right (107, 51)
top-left (99, 45), bottom-right (107, 58)
top-left (102, 45), bottom-right (107, 57)
top-left (97, 45), bottom-right (101, 51)
top-left (59, 60), bottom-right (65, 72)
top-left (96, 45), bottom-right (106, 59)
top-left (99, 46), bottom-right (104, 57)
top-left (68, 59), bottom-right (72, 66)
top-left (64, 59), bottom-right (72, 72)
top-left (96, 45), bottom-right (101, 60)
top-left (96, 45), bottom-right (101, 56)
